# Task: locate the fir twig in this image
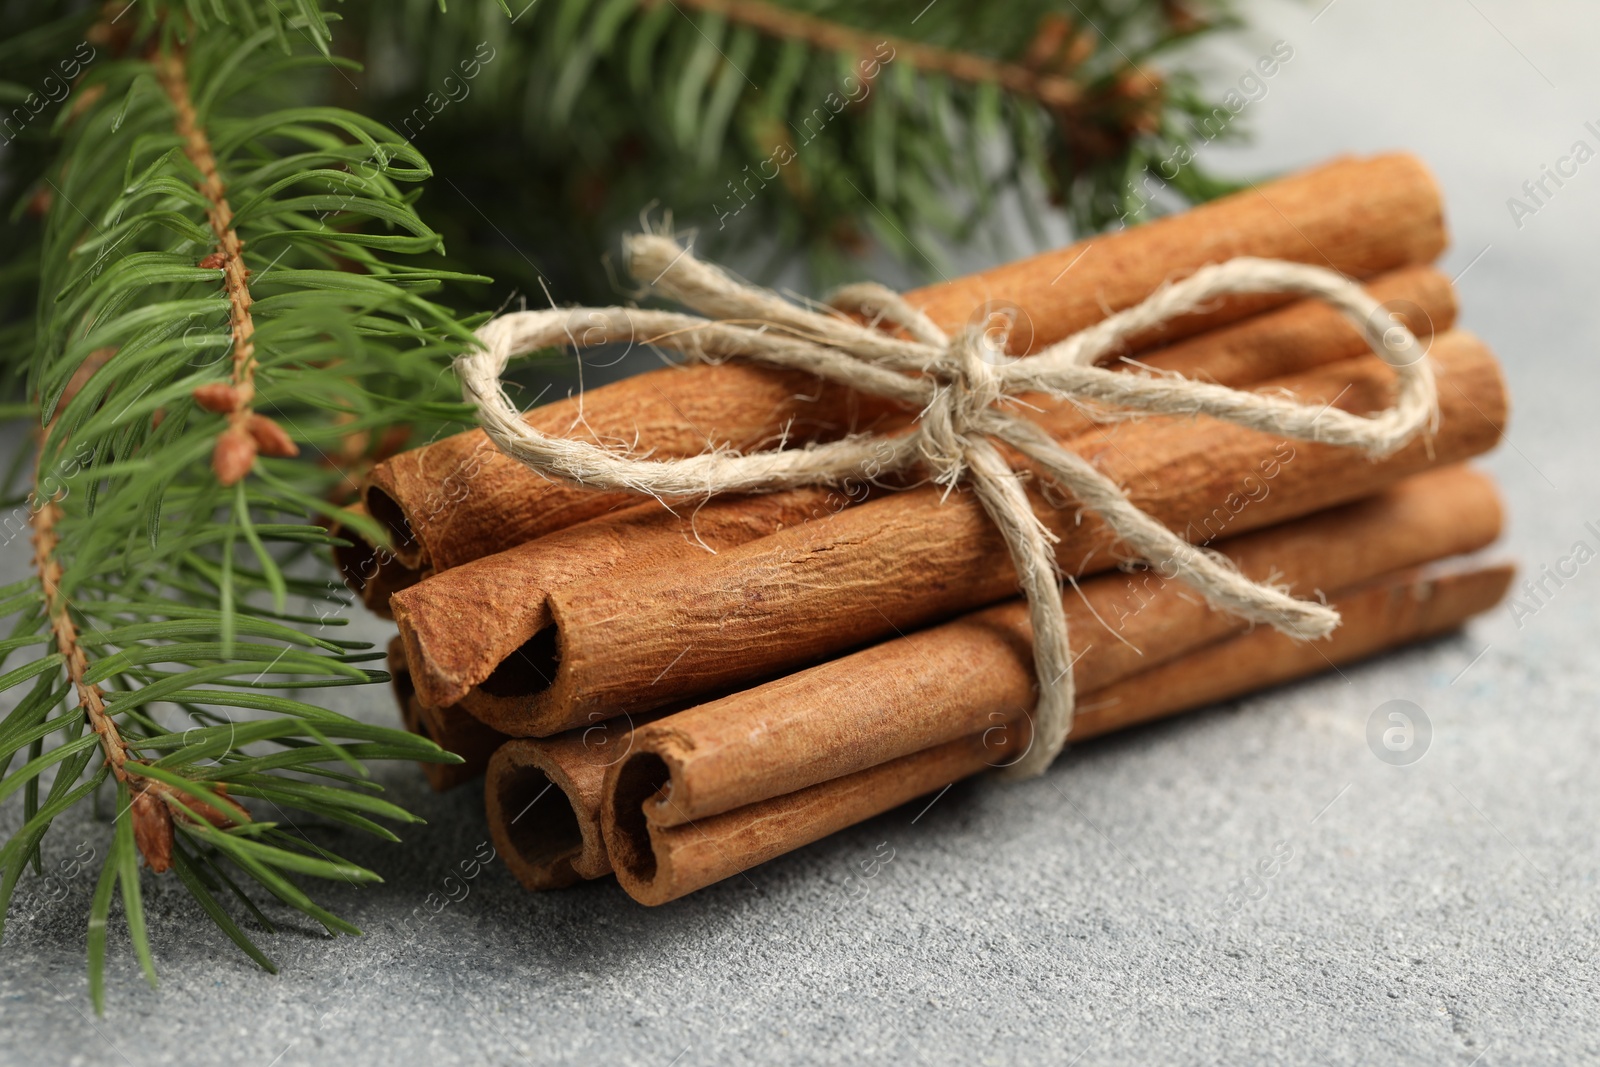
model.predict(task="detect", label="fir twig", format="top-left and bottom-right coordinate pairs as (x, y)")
top-left (670, 0), bottom-right (1085, 107)
top-left (153, 44), bottom-right (280, 487)
top-left (0, 0), bottom-right (483, 1012)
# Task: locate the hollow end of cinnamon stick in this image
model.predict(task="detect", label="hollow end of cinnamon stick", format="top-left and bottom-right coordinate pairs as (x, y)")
top-left (329, 503), bottom-right (424, 620)
top-left (392, 592), bottom-right (559, 713)
top-left (335, 536), bottom-right (422, 620)
top-left (485, 740), bottom-right (607, 890)
top-left (401, 604), bottom-right (561, 725)
top-left (364, 481), bottom-right (424, 570)
top-left (457, 624), bottom-right (566, 735)
top-left (406, 705), bottom-right (503, 791)
top-left (603, 751), bottom-right (672, 892)
top-left (387, 638), bottom-right (506, 791)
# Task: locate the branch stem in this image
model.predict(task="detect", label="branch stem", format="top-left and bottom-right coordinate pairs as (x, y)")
top-left (662, 0), bottom-right (1084, 107)
top-left (156, 46), bottom-right (255, 408)
top-left (29, 487), bottom-right (125, 782)
top-left (156, 44), bottom-right (267, 485)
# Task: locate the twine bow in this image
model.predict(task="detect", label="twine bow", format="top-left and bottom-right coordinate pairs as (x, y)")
top-left (456, 235), bottom-right (1437, 778)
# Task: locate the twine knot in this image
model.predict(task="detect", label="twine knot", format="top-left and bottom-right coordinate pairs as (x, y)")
top-left (919, 327), bottom-right (1009, 489)
top-left (457, 234), bottom-right (1438, 778)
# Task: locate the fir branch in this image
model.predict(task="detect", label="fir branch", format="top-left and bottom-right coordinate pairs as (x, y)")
top-left (348, 0), bottom-right (1247, 299)
top-left (152, 43), bottom-right (277, 487)
top-left (2, 0), bottom-right (486, 1011)
top-left (27, 341), bottom-right (186, 876)
top-left (668, 0), bottom-right (1085, 107)
top-left (30, 488), bottom-right (121, 780)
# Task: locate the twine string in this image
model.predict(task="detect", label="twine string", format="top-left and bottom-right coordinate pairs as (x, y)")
top-left (456, 234), bottom-right (1438, 777)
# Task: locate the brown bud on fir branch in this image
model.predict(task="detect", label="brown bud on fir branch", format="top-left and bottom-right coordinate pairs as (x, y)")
top-left (211, 425), bottom-right (257, 485)
top-left (130, 788), bottom-right (175, 874)
top-left (201, 384), bottom-right (296, 481)
top-left (192, 382), bottom-right (242, 413)
top-left (247, 414), bottom-right (299, 458)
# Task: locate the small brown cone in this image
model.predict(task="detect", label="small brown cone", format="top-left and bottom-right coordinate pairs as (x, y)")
top-left (247, 414), bottom-right (299, 458)
top-left (212, 426), bottom-right (257, 485)
top-left (130, 789), bottom-right (175, 873)
top-left (193, 382), bottom-right (242, 413)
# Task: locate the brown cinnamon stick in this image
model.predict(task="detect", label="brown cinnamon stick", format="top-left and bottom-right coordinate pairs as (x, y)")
top-left (483, 725), bottom-right (641, 891)
top-left (1068, 565), bottom-right (1507, 738)
top-left (604, 562), bottom-right (1514, 905)
top-left (364, 154), bottom-right (1446, 572)
top-left (386, 638), bottom-right (505, 791)
top-left (393, 489), bottom-right (845, 711)
top-left (334, 505), bottom-right (424, 620)
top-left (394, 264), bottom-right (1453, 711)
top-left (482, 466), bottom-right (1497, 888)
top-left (465, 330), bottom-right (1508, 736)
top-left (616, 465), bottom-right (1502, 828)
top-left (365, 364), bottom-right (902, 571)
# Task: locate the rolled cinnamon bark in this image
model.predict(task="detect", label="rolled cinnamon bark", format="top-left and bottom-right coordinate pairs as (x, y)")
top-left (614, 465), bottom-right (1501, 828)
top-left (485, 734), bottom-right (612, 890)
top-left (393, 488), bottom-right (847, 711)
top-left (483, 466), bottom-right (1497, 888)
top-left (468, 330), bottom-right (1508, 735)
top-left (1067, 564), bottom-right (1510, 739)
top-left (395, 263), bottom-right (1453, 711)
top-left (483, 720), bottom-right (650, 891)
top-left (328, 503), bottom-right (425, 620)
top-left (364, 153), bottom-right (1445, 572)
top-left (365, 365), bottom-right (903, 571)
top-left (386, 638), bottom-right (505, 791)
top-left (604, 562), bottom-right (1514, 905)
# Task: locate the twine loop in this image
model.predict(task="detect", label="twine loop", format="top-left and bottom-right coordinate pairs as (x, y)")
top-left (456, 234), bottom-right (1438, 777)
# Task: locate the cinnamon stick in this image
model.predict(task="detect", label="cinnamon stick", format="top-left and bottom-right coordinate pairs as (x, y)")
top-left (465, 330), bottom-right (1508, 736)
top-left (335, 505), bottom-right (423, 620)
top-left (616, 465), bottom-right (1502, 828)
top-left (386, 638), bottom-right (504, 791)
top-left (1068, 565), bottom-right (1508, 739)
top-left (393, 488), bottom-right (845, 711)
top-left (394, 264), bottom-right (1453, 711)
top-left (603, 562), bottom-right (1514, 905)
top-left (483, 723), bottom-right (647, 891)
top-left (481, 466), bottom-right (1497, 887)
top-left (365, 364), bottom-right (902, 571)
top-left (364, 154), bottom-right (1445, 572)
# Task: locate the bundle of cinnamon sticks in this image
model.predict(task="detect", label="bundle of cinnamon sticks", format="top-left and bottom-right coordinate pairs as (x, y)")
top-left (347, 154), bottom-right (1512, 904)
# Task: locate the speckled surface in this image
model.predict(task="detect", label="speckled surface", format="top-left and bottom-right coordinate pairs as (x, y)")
top-left (2, 2), bottom-right (1597, 1064)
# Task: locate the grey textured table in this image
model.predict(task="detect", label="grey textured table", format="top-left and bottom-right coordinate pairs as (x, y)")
top-left (3, 2), bottom-right (1597, 1063)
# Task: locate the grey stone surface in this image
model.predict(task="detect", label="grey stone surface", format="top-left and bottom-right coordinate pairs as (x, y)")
top-left (2, 1), bottom-right (1598, 1063)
